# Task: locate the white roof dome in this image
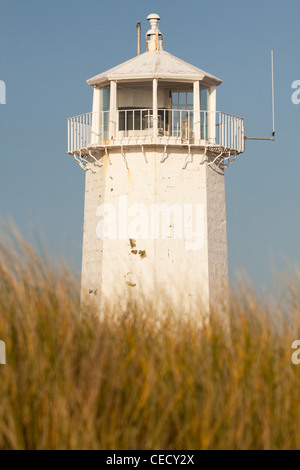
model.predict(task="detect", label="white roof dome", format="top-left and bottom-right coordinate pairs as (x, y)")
top-left (87, 14), bottom-right (222, 87)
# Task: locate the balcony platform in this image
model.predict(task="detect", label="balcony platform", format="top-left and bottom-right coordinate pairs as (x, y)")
top-left (69, 140), bottom-right (240, 157)
top-left (67, 109), bottom-right (244, 162)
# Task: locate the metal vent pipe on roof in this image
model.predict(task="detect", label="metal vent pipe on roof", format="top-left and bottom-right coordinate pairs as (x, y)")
top-left (146, 13), bottom-right (163, 52)
top-left (137, 22), bottom-right (141, 56)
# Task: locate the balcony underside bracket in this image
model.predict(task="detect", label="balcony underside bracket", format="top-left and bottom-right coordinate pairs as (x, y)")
top-left (89, 150), bottom-right (103, 168)
top-left (105, 148), bottom-right (112, 166)
top-left (160, 145), bottom-right (168, 164)
top-left (121, 146), bottom-right (129, 170)
top-left (141, 145), bottom-right (149, 164)
top-left (182, 145), bottom-right (192, 170)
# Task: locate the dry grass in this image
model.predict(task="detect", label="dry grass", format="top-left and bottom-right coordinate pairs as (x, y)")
top-left (1, 229), bottom-right (300, 450)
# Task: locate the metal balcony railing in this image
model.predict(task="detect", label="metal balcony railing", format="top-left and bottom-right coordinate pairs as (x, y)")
top-left (67, 111), bottom-right (109, 155)
top-left (215, 112), bottom-right (244, 154)
top-left (67, 109), bottom-right (244, 154)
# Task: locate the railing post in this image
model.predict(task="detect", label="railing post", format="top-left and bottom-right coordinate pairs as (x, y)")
top-left (71, 120), bottom-right (74, 153)
top-left (75, 119), bottom-right (78, 151)
top-left (241, 120), bottom-right (243, 152)
top-left (67, 119), bottom-right (70, 153)
top-left (234, 118), bottom-right (237, 151)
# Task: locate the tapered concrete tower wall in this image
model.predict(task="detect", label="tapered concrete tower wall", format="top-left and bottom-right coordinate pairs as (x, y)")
top-left (81, 146), bottom-right (228, 313)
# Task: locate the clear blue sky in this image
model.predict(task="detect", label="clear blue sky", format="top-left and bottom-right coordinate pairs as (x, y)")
top-left (0, 0), bottom-right (299, 290)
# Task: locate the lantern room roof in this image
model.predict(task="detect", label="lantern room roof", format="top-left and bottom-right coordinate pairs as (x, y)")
top-left (87, 49), bottom-right (222, 87)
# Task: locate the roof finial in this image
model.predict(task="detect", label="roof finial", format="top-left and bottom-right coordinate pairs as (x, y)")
top-left (146, 13), bottom-right (163, 52)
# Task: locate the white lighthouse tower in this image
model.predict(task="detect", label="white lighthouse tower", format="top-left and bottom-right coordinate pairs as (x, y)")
top-left (67, 14), bottom-right (244, 314)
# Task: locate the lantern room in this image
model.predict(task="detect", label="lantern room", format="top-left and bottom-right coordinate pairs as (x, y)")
top-left (67, 13), bottom-right (244, 161)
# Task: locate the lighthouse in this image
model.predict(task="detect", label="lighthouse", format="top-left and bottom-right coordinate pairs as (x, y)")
top-left (67, 14), bottom-right (244, 314)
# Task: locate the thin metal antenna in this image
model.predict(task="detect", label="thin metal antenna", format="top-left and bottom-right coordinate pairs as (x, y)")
top-left (245, 50), bottom-right (276, 142)
top-left (271, 49), bottom-right (275, 137)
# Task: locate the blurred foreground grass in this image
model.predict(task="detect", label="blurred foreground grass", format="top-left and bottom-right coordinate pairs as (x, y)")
top-left (1, 230), bottom-right (300, 450)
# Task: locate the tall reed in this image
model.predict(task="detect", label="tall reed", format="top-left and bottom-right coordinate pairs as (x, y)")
top-left (0, 229), bottom-right (300, 450)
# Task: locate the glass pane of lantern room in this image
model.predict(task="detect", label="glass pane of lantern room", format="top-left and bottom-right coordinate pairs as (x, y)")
top-left (200, 86), bottom-right (208, 111)
top-left (179, 93), bottom-right (186, 106)
top-left (101, 87), bottom-right (110, 111)
top-left (187, 92), bottom-right (193, 108)
top-left (171, 91), bottom-right (193, 137)
top-left (171, 92), bottom-right (178, 106)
